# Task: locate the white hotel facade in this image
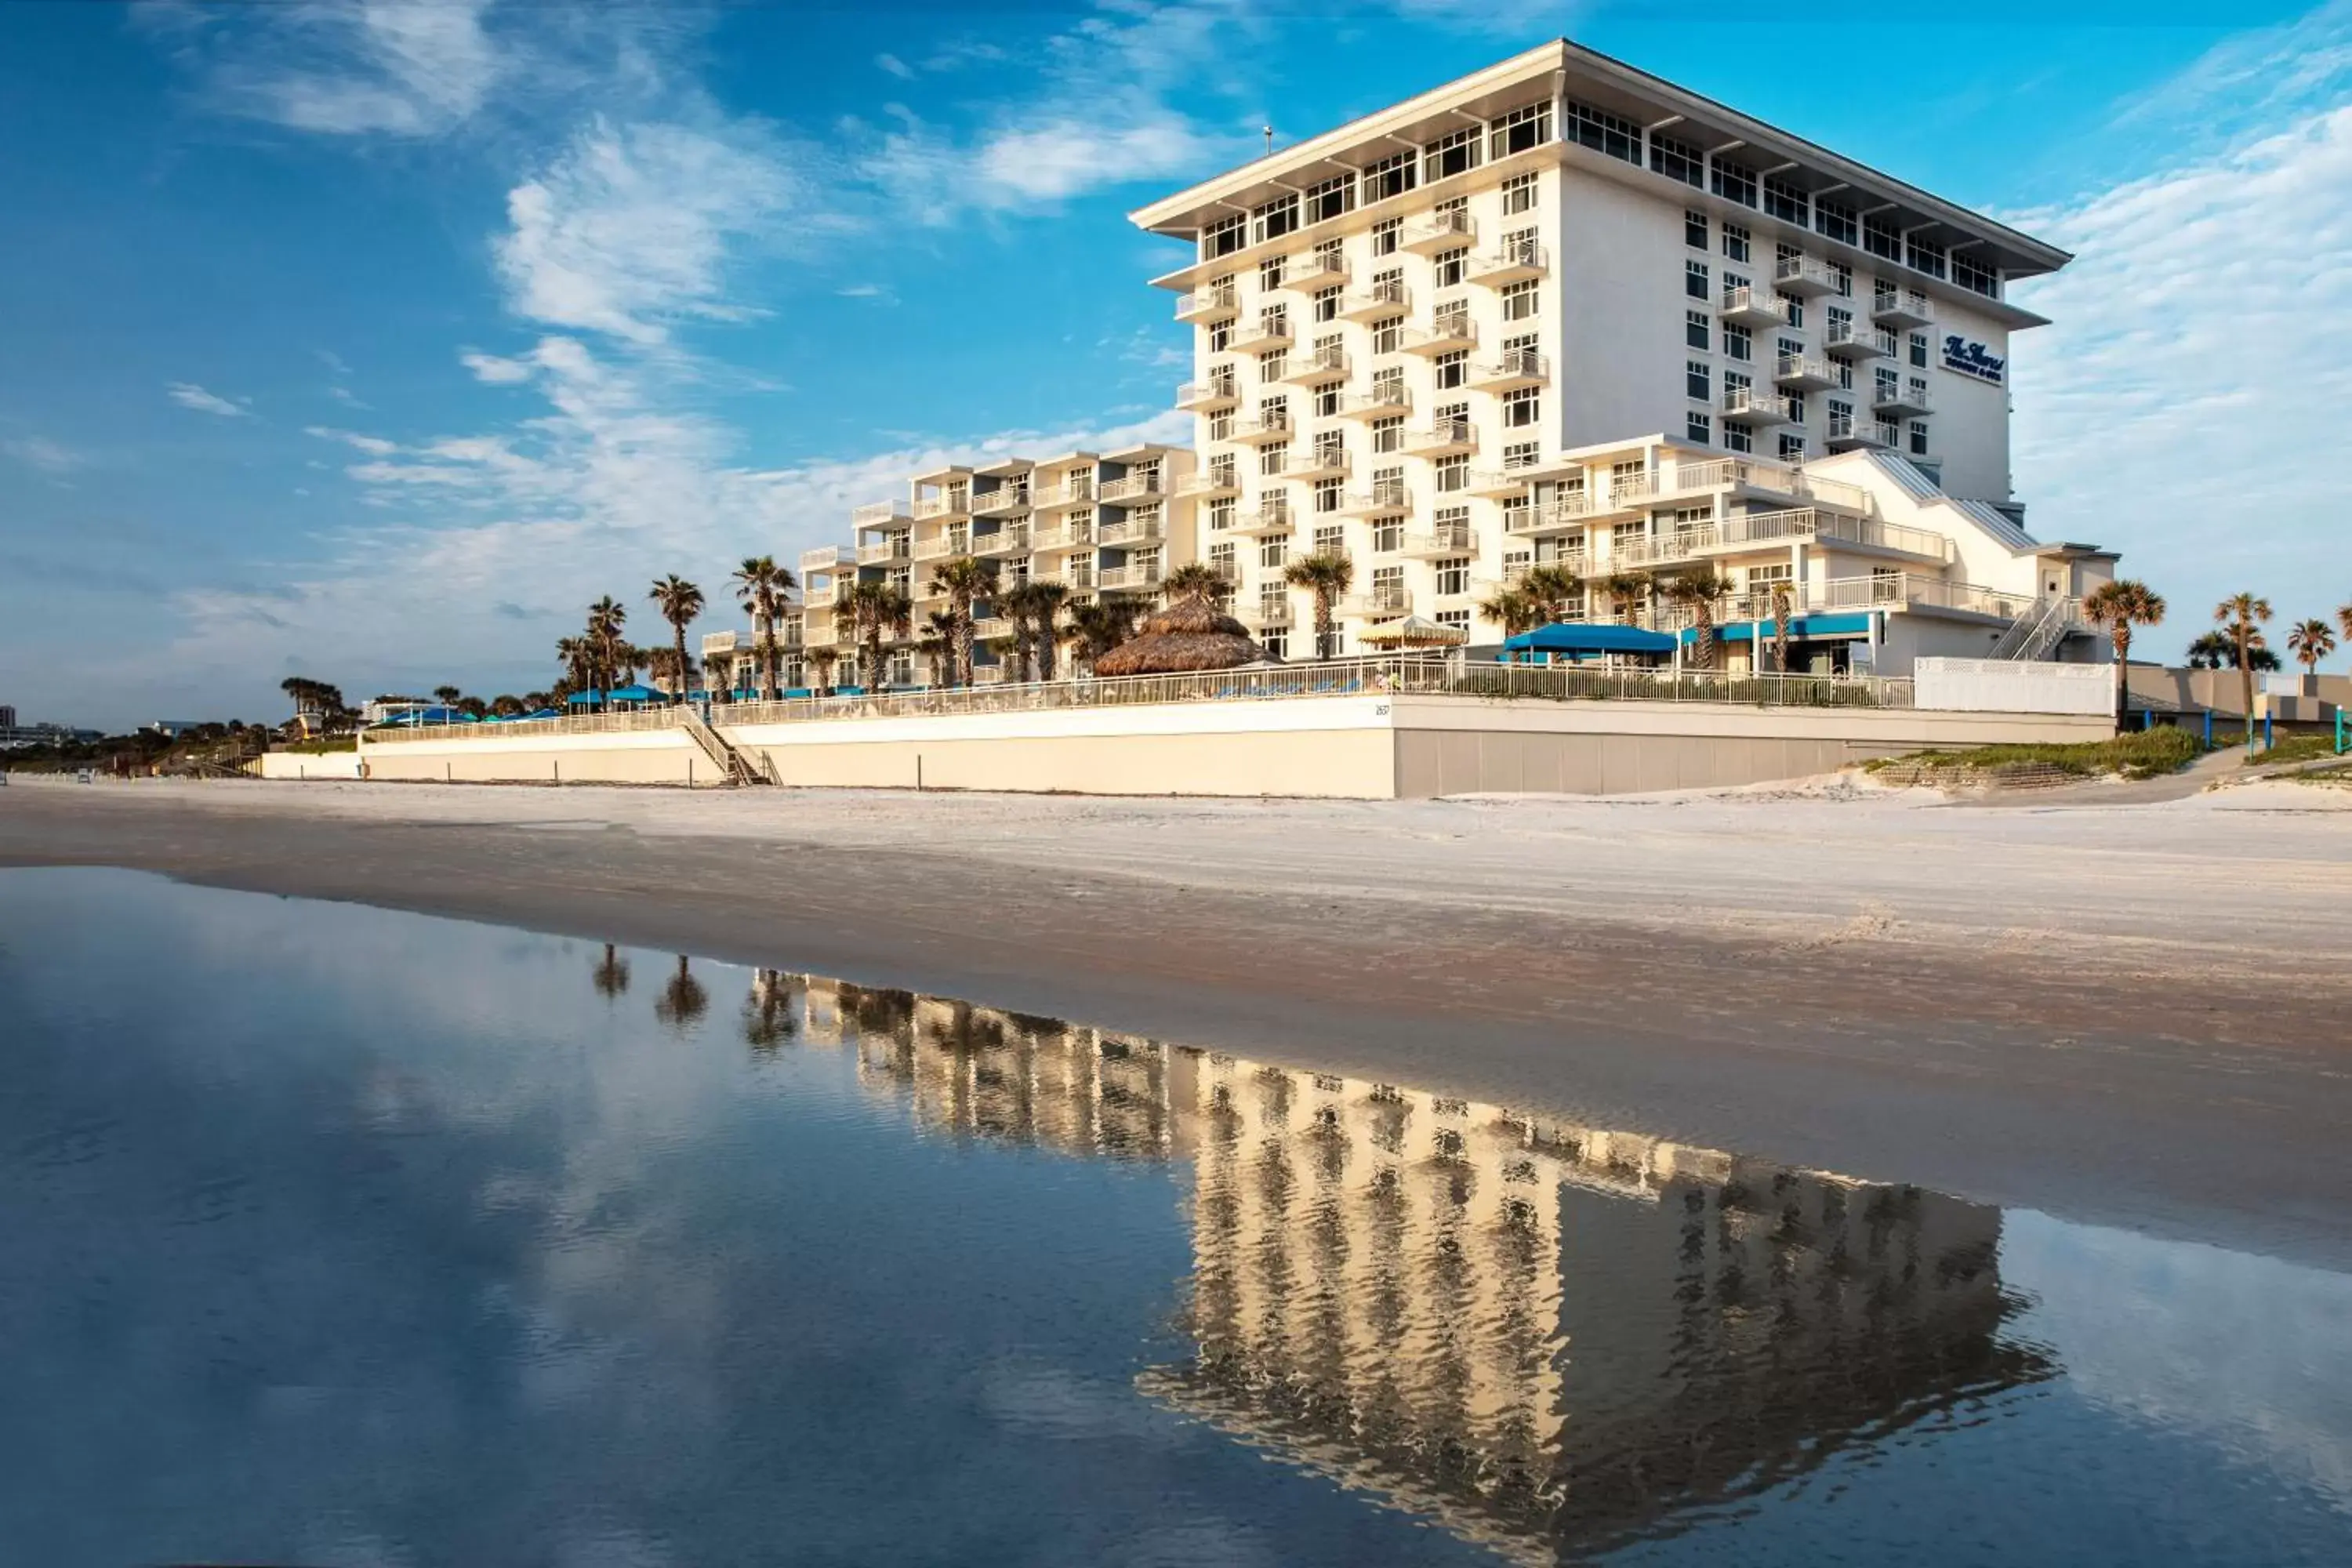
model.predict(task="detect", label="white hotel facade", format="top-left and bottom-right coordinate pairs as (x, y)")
top-left (815, 39), bottom-right (2117, 680)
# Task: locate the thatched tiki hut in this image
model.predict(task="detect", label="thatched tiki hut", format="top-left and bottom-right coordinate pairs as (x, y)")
top-left (1091, 593), bottom-right (1268, 677)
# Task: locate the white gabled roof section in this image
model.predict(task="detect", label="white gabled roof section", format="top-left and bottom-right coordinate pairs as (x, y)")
top-left (1805, 449), bottom-right (2096, 596)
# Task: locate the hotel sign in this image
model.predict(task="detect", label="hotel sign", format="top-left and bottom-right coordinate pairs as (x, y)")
top-left (1942, 335), bottom-right (2006, 385)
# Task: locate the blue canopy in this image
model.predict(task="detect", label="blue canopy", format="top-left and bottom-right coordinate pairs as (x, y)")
top-left (1681, 614), bottom-right (1871, 643)
top-left (1502, 623), bottom-right (1679, 655)
top-left (565, 685), bottom-right (662, 706)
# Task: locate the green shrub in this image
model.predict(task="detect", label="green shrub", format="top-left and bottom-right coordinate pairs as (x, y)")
top-left (1864, 727), bottom-right (2203, 781)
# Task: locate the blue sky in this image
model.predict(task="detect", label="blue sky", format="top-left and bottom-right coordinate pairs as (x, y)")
top-left (2, 0), bottom-right (2348, 728)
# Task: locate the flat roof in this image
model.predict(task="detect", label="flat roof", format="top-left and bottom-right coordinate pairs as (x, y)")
top-left (1129, 38), bottom-right (2069, 278)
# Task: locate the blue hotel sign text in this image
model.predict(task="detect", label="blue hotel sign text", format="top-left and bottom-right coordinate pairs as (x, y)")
top-left (1942, 335), bottom-right (2006, 385)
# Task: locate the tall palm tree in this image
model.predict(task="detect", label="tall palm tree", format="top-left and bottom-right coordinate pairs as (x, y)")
top-left (1162, 561), bottom-right (1227, 606)
top-left (1477, 583), bottom-right (1547, 639)
top-left (1663, 571), bottom-right (1734, 671)
top-left (1027, 581), bottom-right (1073, 681)
top-left (995, 580), bottom-right (1041, 682)
top-left (730, 557), bottom-right (797, 701)
top-left (648, 574), bottom-right (705, 705)
top-left (839, 579), bottom-right (913, 694)
top-left (586, 596), bottom-right (630, 707)
top-left (808, 646), bottom-right (839, 697)
top-left (919, 610), bottom-right (957, 688)
top-left (1600, 570), bottom-right (1653, 627)
top-left (554, 634), bottom-right (593, 699)
top-left (1063, 598), bottom-right (1138, 671)
top-left (2186, 630), bottom-right (2234, 670)
top-left (591, 943), bottom-right (630, 999)
top-left (2213, 592), bottom-right (2274, 739)
top-left (2339, 601), bottom-right (2352, 643)
top-left (1769, 580), bottom-right (1795, 676)
top-left (1283, 551), bottom-right (1354, 660)
top-left (927, 557), bottom-right (993, 687)
top-left (654, 954), bottom-right (710, 1033)
top-left (433, 684), bottom-right (461, 706)
top-left (2287, 617), bottom-right (2336, 674)
top-left (1517, 564), bottom-right (1582, 625)
top-left (2082, 579), bottom-right (2167, 728)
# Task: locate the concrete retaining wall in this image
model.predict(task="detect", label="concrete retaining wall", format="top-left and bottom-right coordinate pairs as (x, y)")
top-left (255, 751), bottom-right (364, 780)
top-left (356, 727), bottom-right (713, 786)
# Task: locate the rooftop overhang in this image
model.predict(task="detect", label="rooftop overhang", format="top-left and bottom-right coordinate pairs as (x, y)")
top-left (1128, 38), bottom-right (2071, 283)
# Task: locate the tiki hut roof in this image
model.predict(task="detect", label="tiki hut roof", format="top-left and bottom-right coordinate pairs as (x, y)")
top-left (1091, 593), bottom-right (1266, 677)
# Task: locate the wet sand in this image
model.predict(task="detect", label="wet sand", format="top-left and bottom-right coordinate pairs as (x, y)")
top-left (5, 775), bottom-right (2351, 1267)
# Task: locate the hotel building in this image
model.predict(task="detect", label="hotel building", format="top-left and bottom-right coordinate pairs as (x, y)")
top-left (1127, 39), bottom-right (2115, 670)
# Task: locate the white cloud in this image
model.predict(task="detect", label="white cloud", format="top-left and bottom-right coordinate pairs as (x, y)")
top-left (304, 424), bottom-right (400, 456)
top-left (2, 435), bottom-right (87, 474)
top-left (462, 350), bottom-right (536, 384)
top-left (186, 0), bottom-right (506, 138)
top-left (168, 382), bottom-right (250, 417)
top-left (874, 53), bottom-right (914, 81)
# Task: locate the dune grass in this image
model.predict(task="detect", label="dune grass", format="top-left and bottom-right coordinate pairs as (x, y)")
top-left (1865, 727), bottom-right (2205, 781)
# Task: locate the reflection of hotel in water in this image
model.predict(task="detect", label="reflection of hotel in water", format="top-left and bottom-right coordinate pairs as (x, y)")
top-left (793, 973), bottom-right (2049, 1563)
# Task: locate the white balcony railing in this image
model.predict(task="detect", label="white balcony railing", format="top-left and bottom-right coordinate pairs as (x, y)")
top-left (1340, 279), bottom-right (1410, 319)
top-left (1720, 286), bottom-right (1792, 327)
top-left (1174, 285), bottom-right (1238, 322)
top-left (851, 501), bottom-right (907, 528)
top-left (912, 492), bottom-right (967, 520)
top-left (858, 539), bottom-right (908, 564)
top-left (1341, 586), bottom-right (1412, 617)
top-left (1403, 417), bottom-right (1475, 454)
top-left (1096, 517), bottom-right (1165, 546)
top-left (1176, 376), bottom-right (1239, 409)
top-left (1403, 209), bottom-right (1475, 251)
top-left (1098, 563), bottom-right (1164, 591)
top-left (1098, 472), bottom-right (1164, 503)
top-left (800, 545), bottom-right (855, 575)
top-left (1470, 238), bottom-right (1548, 281)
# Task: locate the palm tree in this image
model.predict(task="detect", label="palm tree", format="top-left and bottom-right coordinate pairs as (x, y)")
top-left (1518, 563), bottom-right (1582, 625)
top-left (2082, 579), bottom-right (2167, 728)
top-left (1284, 551), bottom-right (1354, 660)
top-left (654, 954), bottom-right (709, 1033)
top-left (2186, 630), bottom-right (2234, 670)
top-left (927, 557), bottom-right (993, 687)
top-left (489, 694), bottom-right (524, 717)
top-left (1769, 579), bottom-right (1795, 675)
top-left (648, 575), bottom-right (705, 705)
top-left (730, 557), bottom-right (797, 700)
top-left (918, 610), bottom-right (956, 688)
top-left (2339, 601), bottom-right (2352, 642)
top-left (1477, 583), bottom-right (1547, 640)
top-left (808, 646), bottom-right (839, 698)
top-left (586, 596), bottom-right (630, 707)
top-left (1601, 570), bottom-right (1653, 627)
top-left (2213, 593), bottom-right (2273, 739)
top-left (1063, 598), bottom-right (1138, 671)
top-left (839, 579), bottom-right (913, 694)
top-left (591, 943), bottom-right (630, 999)
top-left (1663, 571), bottom-right (1734, 671)
top-left (1027, 581), bottom-right (1073, 681)
top-left (2288, 617), bottom-right (2336, 674)
top-left (743, 970), bottom-right (797, 1052)
top-left (433, 684), bottom-right (462, 706)
top-left (995, 580), bottom-right (1043, 682)
top-left (1162, 561), bottom-right (1228, 606)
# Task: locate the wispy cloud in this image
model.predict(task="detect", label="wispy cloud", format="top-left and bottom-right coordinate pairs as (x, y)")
top-left (2, 434), bottom-right (89, 475)
top-left (160, 0), bottom-right (507, 138)
top-left (167, 382), bottom-right (250, 418)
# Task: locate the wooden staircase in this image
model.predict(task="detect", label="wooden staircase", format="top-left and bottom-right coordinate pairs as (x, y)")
top-left (680, 711), bottom-right (767, 786)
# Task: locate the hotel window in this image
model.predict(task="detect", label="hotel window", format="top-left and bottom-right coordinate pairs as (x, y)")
top-left (1500, 494), bottom-right (1530, 532)
top-left (1364, 151), bottom-right (1415, 203)
top-left (1954, 252), bottom-right (2000, 298)
top-left (1259, 256), bottom-right (1286, 292)
top-left (1503, 439), bottom-right (1538, 469)
top-left (1433, 456), bottom-right (1469, 493)
top-left (1374, 464), bottom-right (1404, 504)
top-left (1209, 540), bottom-right (1236, 575)
top-left (1313, 384), bottom-right (1341, 418)
top-left (1433, 248), bottom-right (1468, 288)
top-left (1503, 387), bottom-right (1540, 427)
top-left (1259, 535), bottom-right (1288, 569)
top-left (1828, 397), bottom-right (1853, 428)
top-left (1864, 213), bottom-right (1901, 261)
top-left (1722, 223), bottom-right (1751, 263)
top-left (1777, 336), bottom-right (1803, 363)
top-left (1315, 524), bottom-right (1345, 554)
top-left (1723, 422), bottom-right (1752, 453)
top-left (1501, 278), bottom-right (1539, 321)
top-left (1780, 294), bottom-right (1805, 328)
top-left (1826, 304), bottom-right (1852, 336)
top-left (1784, 392), bottom-right (1806, 423)
top-left (1372, 564), bottom-right (1404, 601)
top-left (1372, 318), bottom-right (1403, 354)
top-left (1207, 412), bottom-right (1233, 441)
top-left (1434, 350), bottom-right (1468, 390)
top-left (1711, 158), bottom-right (1759, 209)
top-left (1436, 557), bottom-right (1472, 597)
top-left (1259, 443), bottom-right (1288, 477)
top-left (1261, 350), bottom-right (1287, 381)
top-left (1685, 209), bottom-right (1708, 249)
top-left (1209, 455), bottom-right (1236, 486)
top-left (1207, 321), bottom-right (1231, 353)
top-left (1260, 629), bottom-right (1288, 659)
top-left (1423, 126), bottom-right (1481, 183)
top-left (1911, 420), bottom-right (1931, 456)
top-left (1831, 259), bottom-right (1853, 296)
top-left (1501, 172), bottom-right (1538, 215)
top-left (1313, 286), bottom-right (1341, 324)
top-left (1251, 193), bottom-right (1300, 245)
top-left (1837, 362), bottom-right (1854, 390)
top-left (1686, 310), bottom-right (1710, 350)
top-left (1906, 235), bottom-right (1947, 279)
top-left (1438, 608), bottom-right (1471, 635)
top-left (1259, 393), bottom-right (1287, 423)
top-left (1686, 260), bottom-right (1709, 300)
top-left (1686, 410), bottom-right (1712, 445)
top-left (1371, 217), bottom-right (1403, 256)
top-left (1725, 369), bottom-right (1751, 399)
top-left (1305, 173), bottom-right (1355, 224)
top-left (1876, 367), bottom-right (1900, 400)
top-left (1314, 479), bottom-right (1343, 514)
top-left (1724, 323), bottom-right (1752, 362)
top-left (1816, 198), bottom-right (1858, 247)
top-left (1686, 360), bottom-right (1711, 401)
top-left (1566, 100), bottom-right (1641, 163)
top-left (1763, 176), bottom-right (1809, 226)
top-left (1779, 432), bottom-right (1806, 463)
top-left (1371, 365), bottom-right (1405, 399)
top-left (1653, 135), bottom-right (1704, 189)
top-left (1313, 428), bottom-right (1343, 463)
top-left (1910, 331), bottom-right (1929, 368)
top-left (1489, 101), bottom-right (1552, 159)
top-left (1373, 517), bottom-right (1403, 552)
top-left (1202, 213), bottom-right (1246, 260)
top-left (1372, 416), bottom-right (1405, 453)
top-left (1910, 374), bottom-right (1929, 402)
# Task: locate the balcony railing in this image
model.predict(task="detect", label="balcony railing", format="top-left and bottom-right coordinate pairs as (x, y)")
top-left (1774, 354), bottom-right (1840, 390)
top-left (971, 487), bottom-right (1030, 515)
top-left (1339, 387), bottom-right (1412, 419)
top-left (1403, 209), bottom-right (1476, 252)
top-left (1276, 343), bottom-right (1349, 384)
top-left (1773, 256), bottom-right (1841, 296)
top-left (800, 545), bottom-right (855, 575)
top-left (1279, 251), bottom-right (1348, 291)
top-left (1175, 376), bottom-right (1239, 411)
top-left (1226, 413), bottom-right (1294, 445)
top-left (1712, 507), bottom-right (1947, 560)
top-left (1339, 280), bottom-right (1410, 321)
top-left (1097, 563), bottom-right (1164, 591)
top-left (911, 535), bottom-right (970, 561)
top-left (975, 527), bottom-right (1032, 557)
top-left (1231, 316), bottom-right (1295, 353)
top-left (1241, 599), bottom-right (1294, 627)
top-left (1719, 387), bottom-right (1788, 424)
top-left (858, 539), bottom-right (909, 564)
top-left (701, 630), bottom-right (750, 658)
top-left (1177, 470), bottom-right (1239, 497)
top-left (1096, 517), bottom-right (1165, 546)
top-left (1824, 321), bottom-right (1896, 359)
top-left (1036, 476), bottom-right (1096, 506)
top-left (1174, 285), bottom-right (1239, 323)
top-left (1826, 414), bottom-right (1901, 451)
top-left (1872, 288), bottom-right (1935, 328)
top-left (1719, 286), bottom-right (1792, 328)
top-left (1469, 238), bottom-right (1547, 283)
top-left (1029, 521), bottom-right (1094, 550)
top-left (803, 583), bottom-right (840, 610)
top-left (1504, 494), bottom-right (1610, 535)
top-left (1098, 472), bottom-right (1164, 503)
top-left (1402, 418), bottom-right (1475, 456)
top-left (851, 501), bottom-right (908, 528)
top-left (1872, 383), bottom-right (1934, 417)
top-left (1230, 506), bottom-right (1294, 536)
top-left (1400, 521), bottom-right (1475, 557)
top-left (912, 493), bottom-right (968, 520)
top-left (1341, 586), bottom-right (1412, 617)
top-left (1403, 313), bottom-right (1476, 354)
top-left (1339, 483), bottom-right (1409, 516)
top-left (1283, 447), bottom-right (1350, 478)
top-left (1470, 348), bottom-right (1548, 388)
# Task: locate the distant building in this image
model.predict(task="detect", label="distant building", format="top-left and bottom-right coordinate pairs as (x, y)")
top-left (1, 719), bottom-right (102, 750)
top-left (143, 720), bottom-right (205, 739)
top-left (0, 704), bottom-right (14, 728)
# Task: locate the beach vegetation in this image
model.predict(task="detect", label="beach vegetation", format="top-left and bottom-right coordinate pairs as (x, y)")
top-left (1865, 727), bottom-right (2203, 782)
top-left (1283, 551), bottom-right (1353, 659)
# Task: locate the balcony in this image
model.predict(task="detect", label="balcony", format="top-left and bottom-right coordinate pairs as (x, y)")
top-left (1240, 599), bottom-right (1294, 629)
top-left (1275, 344), bottom-right (1350, 387)
top-left (1275, 251), bottom-right (1348, 294)
top-left (1283, 446), bottom-right (1350, 480)
top-left (702, 630), bottom-right (750, 659)
top-left (1098, 563), bottom-right (1164, 592)
top-left (1339, 281), bottom-right (1410, 321)
top-left (1174, 285), bottom-right (1239, 325)
top-left (1098, 472), bottom-right (1165, 503)
top-left (1469, 348), bottom-right (1547, 391)
top-left (971, 487), bottom-right (1030, 517)
top-left (800, 545), bottom-right (855, 575)
top-left (1403, 209), bottom-right (1476, 255)
top-left (1337, 386), bottom-right (1412, 420)
top-left (1773, 354), bottom-right (1840, 391)
top-left (1773, 256), bottom-right (1841, 296)
top-left (851, 500), bottom-right (909, 528)
top-left (974, 526), bottom-right (1031, 557)
top-left (1029, 521), bottom-right (1094, 552)
top-left (1606, 530), bottom-right (1708, 570)
top-left (1825, 414), bottom-right (1900, 452)
top-left (1226, 413), bottom-right (1295, 447)
top-left (858, 538), bottom-right (909, 564)
top-left (1401, 312), bottom-right (1477, 355)
top-left (1719, 387), bottom-right (1789, 426)
top-left (1824, 321), bottom-right (1896, 360)
top-left (1341, 586), bottom-right (1413, 617)
top-left (1229, 506), bottom-right (1294, 537)
top-left (1719, 286), bottom-right (1792, 328)
top-left (803, 583), bottom-right (840, 611)
top-left (1338, 483), bottom-right (1409, 517)
top-left (1096, 516), bottom-right (1165, 546)
top-left (911, 534), bottom-right (971, 562)
top-left (970, 617), bottom-right (1011, 643)
top-left (1402, 418), bottom-right (1476, 457)
top-left (1467, 466), bottom-right (1534, 499)
top-left (1177, 469), bottom-right (1240, 500)
top-left (1708, 507), bottom-right (1949, 562)
top-left (1872, 383), bottom-right (1933, 418)
top-left (1504, 493), bottom-right (1609, 537)
top-left (1400, 521), bottom-right (1476, 558)
top-left (1230, 315), bottom-right (1295, 355)
top-left (1038, 566), bottom-right (1096, 593)
top-left (1033, 477), bottom-right (1097, 512)
top-left (1872, 288), bottom-right (1934, 330)
top-left (912, 492), bottom-right (969, 521)
top-left (1469, 238), bottom-right (1547, 285)
top-left (1175, 376), bottom-right (1239, 413)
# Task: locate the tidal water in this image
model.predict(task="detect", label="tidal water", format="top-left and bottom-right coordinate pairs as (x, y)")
top-left (2, 869), bottom-right (2347, 1567)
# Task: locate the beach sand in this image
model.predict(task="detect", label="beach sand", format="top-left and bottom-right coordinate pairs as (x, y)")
top-left (6, 773), bottom-right (2350, 1265)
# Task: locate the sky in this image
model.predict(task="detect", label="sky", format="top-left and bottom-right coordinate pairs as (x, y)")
top-left (1, 0), bottom-right (2347, 729)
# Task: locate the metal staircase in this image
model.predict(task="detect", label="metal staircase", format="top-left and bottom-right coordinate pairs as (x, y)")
top-left (1991, 596), bottom-right (2078, 662)
top-left (680, 711), bottom-right (767, 786)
